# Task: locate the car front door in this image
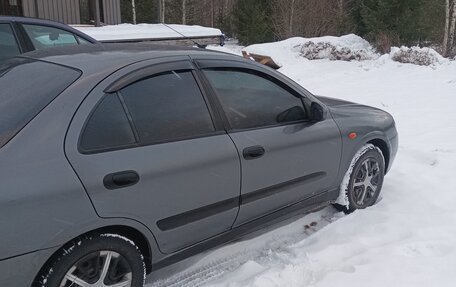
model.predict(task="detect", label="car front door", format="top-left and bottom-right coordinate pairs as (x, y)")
top-left (197, 60), bottom-right (342, 226)
top-left (65, 60), bottom-right (241, 254)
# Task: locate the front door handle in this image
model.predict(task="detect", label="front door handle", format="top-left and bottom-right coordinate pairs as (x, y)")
top-left (243, 145), bottom-right (265, 160)
top-left (103, 170), bottom-right (140, 190)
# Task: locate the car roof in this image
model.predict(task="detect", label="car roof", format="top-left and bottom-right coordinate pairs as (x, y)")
top-left (1, 16), bottom-right (68, 25)
top-left (0, 16), bottom-right (98, 43)
top-left (18, 43), bottom-right (244, 74)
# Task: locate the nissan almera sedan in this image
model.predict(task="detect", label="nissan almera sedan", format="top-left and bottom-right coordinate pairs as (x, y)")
top-left (0, 44), bottom-right (398, 287)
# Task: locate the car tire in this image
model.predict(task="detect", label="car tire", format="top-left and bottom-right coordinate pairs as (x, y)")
top-left (334, 145), bottom-right (385, 214)
top-left (35, 233), bottom-right (146, 287)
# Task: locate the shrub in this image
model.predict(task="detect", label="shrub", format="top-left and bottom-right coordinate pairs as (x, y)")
top-left (300, 41), bottom-right (376, 61)
top-left (390, 46), bottom-right (446, 66)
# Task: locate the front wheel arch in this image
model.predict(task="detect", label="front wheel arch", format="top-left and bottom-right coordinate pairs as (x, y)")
top-left (335, 144), bottom-right (385, 213)
top-left (368, 138), bottom-right (390, 174)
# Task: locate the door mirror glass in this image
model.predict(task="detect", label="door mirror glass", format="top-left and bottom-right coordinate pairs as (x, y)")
top-left (310, 102), bottom-right (324, 122)
top-left (276, 106), bottom-right (306, 123)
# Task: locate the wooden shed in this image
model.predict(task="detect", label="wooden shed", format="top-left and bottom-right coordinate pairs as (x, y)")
top-left (0, 0), bottom-right (121, 26)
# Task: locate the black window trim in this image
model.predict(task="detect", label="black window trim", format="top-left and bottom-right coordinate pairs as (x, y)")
top-left (78, 68), bottom-right (225, 155)
top-left (197, 66), bottom-right (313, 133)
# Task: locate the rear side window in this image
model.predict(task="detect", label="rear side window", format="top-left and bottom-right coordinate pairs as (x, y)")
top-left (80, 70), bottom-right (216, 153)
top-left (0, 58), bottom-right (81, 148)
top-left (80, 95), bottom-right (136, 152)
top-left (121, 71), bottom-right (215, 145)
top-left (0, 24), bottom-right (20, 62)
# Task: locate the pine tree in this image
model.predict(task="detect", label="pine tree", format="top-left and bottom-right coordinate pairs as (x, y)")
top-left (233, 0), bottom-right (274, 45)
top-left (352, 0), bottom-right (430, 52)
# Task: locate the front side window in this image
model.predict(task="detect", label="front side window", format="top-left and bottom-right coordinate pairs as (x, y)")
top-left (203, 69), bottom-right (308, 130)
top-left (23, 24), bottom-right (78, 50)
top-left (0, 24), bottom-right (20, 62)
top-left (121, 70), bottom-right (215, 145)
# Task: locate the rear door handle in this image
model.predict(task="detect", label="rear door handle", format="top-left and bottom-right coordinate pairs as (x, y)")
top-left (243, 145), bottom-right (265, 160)
top-left (103, 170), bottom-right (140, 190)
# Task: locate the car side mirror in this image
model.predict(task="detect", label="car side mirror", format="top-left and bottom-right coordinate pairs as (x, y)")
top-left (310, 102), bottom-right (324, 122)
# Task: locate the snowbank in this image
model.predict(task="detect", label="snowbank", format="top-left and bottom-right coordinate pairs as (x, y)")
top-left (390, 46), bottom-right (447, 66)
top-left (73, 23), bottom-right (222, 41)
top-left (243, 34), bottom-right (378, 65)
top-left (241, 35), bottom-right (452, 67)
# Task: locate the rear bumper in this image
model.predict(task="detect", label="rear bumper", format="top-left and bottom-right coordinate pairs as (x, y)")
top-left (0, 247), bottom-right (57, 286)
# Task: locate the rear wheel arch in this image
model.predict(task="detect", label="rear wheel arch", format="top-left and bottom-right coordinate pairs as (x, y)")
top-left (32, 225), bottom-right (153, 287)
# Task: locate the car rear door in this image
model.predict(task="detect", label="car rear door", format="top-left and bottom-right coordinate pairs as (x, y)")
top-left (196, 59), bottom-right (342, 226)
top-left (65, 59), bottom-right (241, 254)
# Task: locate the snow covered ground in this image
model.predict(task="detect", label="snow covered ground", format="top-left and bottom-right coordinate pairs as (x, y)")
top-left (73, 23), bottom-right (222, 41)
top-left (145, 37), bottom-right (456, 286)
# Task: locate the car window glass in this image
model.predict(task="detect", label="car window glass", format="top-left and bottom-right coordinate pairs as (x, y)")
top-left (22, 24), bottom-right (78, 49)
top-left (0, 58), bottom-right (80, 148)
top-left (121, 70), bottom-right (215, 145)
top-left (80, 95), bottom-right (136, 152)
top-left (203, 69), bottom-right (307, 130)
top-left (76, 36), bottom-right (91, 44)
top-left (0, 24), bottom-right (20, 62)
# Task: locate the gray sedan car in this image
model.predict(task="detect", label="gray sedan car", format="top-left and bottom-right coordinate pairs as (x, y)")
top-left (0, 44), bottom-right (398, 287)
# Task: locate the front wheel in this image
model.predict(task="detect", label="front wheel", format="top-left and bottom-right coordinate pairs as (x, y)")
top-left (36, 233), bottom-right (146, 287)
top-left (334, 144), bottom-right (385, 213)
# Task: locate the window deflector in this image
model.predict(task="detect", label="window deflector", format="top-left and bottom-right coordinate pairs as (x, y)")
top-left (104, 60), bottom-right (194, 93)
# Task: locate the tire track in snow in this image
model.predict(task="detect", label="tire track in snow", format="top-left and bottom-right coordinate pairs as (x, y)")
top-left (147, 207), bottom-right (342, 287)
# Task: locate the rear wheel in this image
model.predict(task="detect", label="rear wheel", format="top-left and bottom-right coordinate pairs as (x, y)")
top-left (36, 233), bottom-right (145, 287)
top-left (334, 145), bottom-right (385, 213)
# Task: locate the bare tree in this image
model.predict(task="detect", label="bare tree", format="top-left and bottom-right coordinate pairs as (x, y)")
top-left (443, 0), bottom-right (451, 55)
top-left (289, 0), bottom-right (295, 36)
top-left (443, 0), bottom-right (456, 56)
top-left (210, 0), bottom-right (215, 27)
top-left (182, 0), bottom-right (187, 24)
top-left (272, 0), bottom-right (343, 40)
top-left (271, 0), bottom-right (298, 39)
top-left (159, 0), bottom-right (166, 23)
top-left (449, 1), bottom-right (456, 51)
top-left (131, 0), bottom-right (137, 24)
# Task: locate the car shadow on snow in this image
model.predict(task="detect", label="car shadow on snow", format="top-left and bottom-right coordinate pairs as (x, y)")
top-left (147, 205), bottom-right (343, 287)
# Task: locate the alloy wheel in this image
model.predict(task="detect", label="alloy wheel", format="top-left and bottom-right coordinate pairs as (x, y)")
top-left (59, 250), bottom-right (132, 287)
top-left (351, 157), bottom-right (381, 207)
